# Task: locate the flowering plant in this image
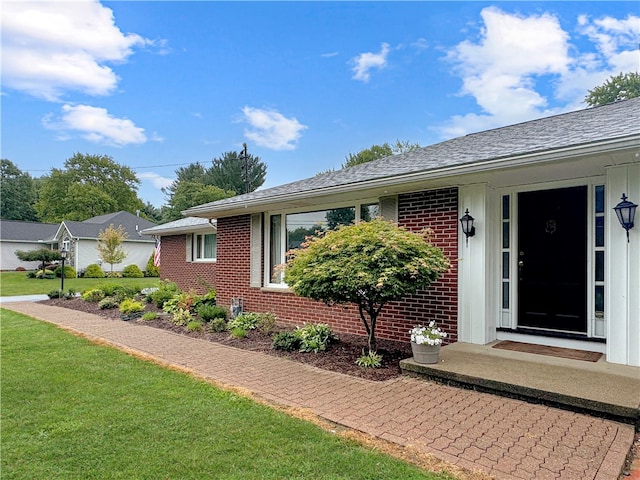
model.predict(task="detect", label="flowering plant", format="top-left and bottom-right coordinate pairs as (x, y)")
top-left (410, 321), bottom-right (447, 346)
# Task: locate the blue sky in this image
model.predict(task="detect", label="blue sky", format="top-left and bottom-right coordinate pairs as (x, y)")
top-left (2, 1), bottom-right (639, 209)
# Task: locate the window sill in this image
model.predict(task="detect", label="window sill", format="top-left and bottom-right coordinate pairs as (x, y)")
top-left (260, 286), bottom-right (293, 294)
top-left (192, 259), bottom-right (216, 263)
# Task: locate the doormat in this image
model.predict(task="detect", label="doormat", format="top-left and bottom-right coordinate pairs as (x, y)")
top-left (492, 340), bottom-right (603, 362)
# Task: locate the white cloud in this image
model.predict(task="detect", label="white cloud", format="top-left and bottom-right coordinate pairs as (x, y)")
top-left (241, 107), bottom-right (307, 150)
top-left (439, 7), bottom-right (640, 137)
top-left (321, 52), bottom-right (339, 58)
top-left (138, 172), bottom-right (174, 190)
top-left (43, 104), bottom-right (147, 146)
top-left (351, 43), bottom-right (390, 82)
top-left (1, 0), bottom-right (151, 101)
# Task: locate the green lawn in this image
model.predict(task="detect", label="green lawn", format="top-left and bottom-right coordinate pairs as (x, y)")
top-left (0, 271), bottom-right (159, 296)
top-left (1, 310), bottom-right (454, 480)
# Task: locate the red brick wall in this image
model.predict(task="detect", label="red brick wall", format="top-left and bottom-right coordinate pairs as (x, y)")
top-left (214, 187), bottom-right (459, 345)
top-left (159, 235), bottom-right (216, 294)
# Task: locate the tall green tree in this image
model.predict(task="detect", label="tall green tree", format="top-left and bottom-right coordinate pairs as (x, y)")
top-left (585, 72), bottom-right (640, 106)
top-left (35, 153), bottom-right (144, 223)
top-left (208, 150), bottom-right (266, 194)
top-left (162, 181), bottom-right (235, 222)
top-left (97, 224), bottom-right (128, 274)
top-left (284, 219), bottom-right (450, 357)
top-left (1, 160), bottom-right (39, 221)
top-left (161, 148), bottom-right (266, 222)
top-left (342, 140), bottom-right (421, 169)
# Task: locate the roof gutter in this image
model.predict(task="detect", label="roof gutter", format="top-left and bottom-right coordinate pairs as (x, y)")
top-left (184, 135), bottom-right (639, 218)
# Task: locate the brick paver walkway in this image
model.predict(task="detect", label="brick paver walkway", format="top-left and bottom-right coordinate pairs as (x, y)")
top-left (3, 302), bottom-right (634, 480)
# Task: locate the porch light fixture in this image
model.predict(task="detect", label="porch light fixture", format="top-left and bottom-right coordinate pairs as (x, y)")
top-left (459, 208), bottom-right (476, 246)
top-left (614, 193), bottom-right (637, 242)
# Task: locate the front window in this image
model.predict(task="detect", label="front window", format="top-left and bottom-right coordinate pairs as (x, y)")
top-left (269, 206), bottom-right (358, 285)
top-left (194, 233), bottom-right (217, 261)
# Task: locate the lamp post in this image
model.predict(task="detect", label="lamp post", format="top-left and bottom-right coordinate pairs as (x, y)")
top-left (60, 246), bottom-right (68, 293)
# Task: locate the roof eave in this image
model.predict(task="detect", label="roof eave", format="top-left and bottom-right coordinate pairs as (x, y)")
top-left (140, 223), bottom-right (216, 236)
top-left (184, 135), bottom-right (640, 219)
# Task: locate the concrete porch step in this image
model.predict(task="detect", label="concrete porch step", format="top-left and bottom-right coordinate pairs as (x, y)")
top-left (400, 341), bottom-right (640, 427)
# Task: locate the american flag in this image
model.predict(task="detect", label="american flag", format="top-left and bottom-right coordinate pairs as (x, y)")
top-left (153, 237), bottom-right (161, 267)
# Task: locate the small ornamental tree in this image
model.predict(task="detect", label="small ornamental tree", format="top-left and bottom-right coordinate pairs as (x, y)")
top-left (284, 219), bottom-right (450, 356)
top-left (15, 248), bottom-right (61, 275)
top-left (97, 224), bottom-right (128, 274)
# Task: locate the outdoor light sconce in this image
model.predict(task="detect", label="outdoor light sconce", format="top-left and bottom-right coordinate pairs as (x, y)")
top-left (614, 193), bottom-right (637, 242)
top-left (459, 208), bottom-right (476, 246)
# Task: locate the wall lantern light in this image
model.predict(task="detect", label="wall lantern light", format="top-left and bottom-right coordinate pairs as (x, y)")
top-left (459, 208), bottom-right (476, 246)
top-left (614, 193), bottom-right (637, 242)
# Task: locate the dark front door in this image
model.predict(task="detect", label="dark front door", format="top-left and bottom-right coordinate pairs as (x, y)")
top-left (517, 186), bottom-right (587, 333)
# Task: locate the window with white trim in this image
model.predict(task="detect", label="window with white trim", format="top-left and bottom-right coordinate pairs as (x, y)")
top-left (266, 201), bottom-right (386, 286)
top-left (193, 233), bottom-right (217, 261)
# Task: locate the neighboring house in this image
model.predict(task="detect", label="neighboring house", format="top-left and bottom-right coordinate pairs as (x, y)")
top-left (176, 98), bottom-right (639, 367)
top-left (53, 211), bottom-right (157, 274)
top-left (0, 220), bottom-right (59, 270)
top-left (141, 217), bottom-right (217, 293)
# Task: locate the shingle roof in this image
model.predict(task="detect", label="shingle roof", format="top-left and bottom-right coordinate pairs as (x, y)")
top-left (140, 217), bottom-right (215, 236)
top-left (63, 211), bottom-right (157, 242)
top-left (0, 220), bottom-right (59, 242)
top-left (185, 98), bottom-right (640, 216)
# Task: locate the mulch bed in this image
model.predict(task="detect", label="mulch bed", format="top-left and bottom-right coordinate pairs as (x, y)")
top-left (39, 297), bottom-right (413, 381)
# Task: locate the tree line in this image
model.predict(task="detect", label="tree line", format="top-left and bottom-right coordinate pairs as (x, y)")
top-left (2, 73), bottom-right (636, 225)
top-left (1, 149), bottom-right (267, 224)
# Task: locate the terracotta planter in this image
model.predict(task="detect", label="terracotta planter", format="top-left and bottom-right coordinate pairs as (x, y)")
top-left (411, 342), bottom-right (441, 364)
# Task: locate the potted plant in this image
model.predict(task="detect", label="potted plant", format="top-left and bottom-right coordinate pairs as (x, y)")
top-left (410, 321), bottom-right (447, 364)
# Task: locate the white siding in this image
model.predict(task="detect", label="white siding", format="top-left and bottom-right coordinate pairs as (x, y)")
top-left (0, 241), bottom-right (47, 270)
top-left (74, 239), bottom-right (155, 273)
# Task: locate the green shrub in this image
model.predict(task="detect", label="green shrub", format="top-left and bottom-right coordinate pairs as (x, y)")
top-left (122, 264), bottom-right (144, 278)
top-left (36, 269), bottom-right (55, 279)
top-left (172, 308), bottom-right (192, 326)
top-left (145, 253), bottom-right (160, 277)
top-left (81, 289), bottom-right (105, 302)
top-left (98, 297), bottom-right (120, 310)
top-left (186, 321), bottom-right (203, 332)
top-left (230, 327), bottom-right (247, 338)
top-left (84, 264), bottom-right (105, 278)
top-left (227, 312), bottom-right (277, 334)
top-left (163, 292), bottom-right (199, 315)
top-left (197, 304), bottom-right (228, 322)
top-left (295, 324), bottom-right (337, 353)
top-left (272, 331), bottom-right (301, 351)
top-left (47, 289), bottom-right (62, 299)
top-left (208, 318), bottom-right (227, 333)
top-left (98, 284), bottom-right (140, 302)
top-left (26, 271), bottom-right (36, 278)
top-left (53, 265), bottom-right (77, 278)
top-left (99, 283), bottom-right (120, 297)
top-left (355, 351), bottom-right (383, 368)
top-left (257, 312), bottom-right (277, 334)
top-left (149, 280), bottom-right (179, 308)
top-left (227, 313), bottom-right (260, 332)
top-left (141, 312), bottom-right (158, 321)
top-left (194, 289), bottom-right (216, 308)
top-left (64, 288), bottom-right (77, 299)
top-left (119, 298), bottom-right (145, 314)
